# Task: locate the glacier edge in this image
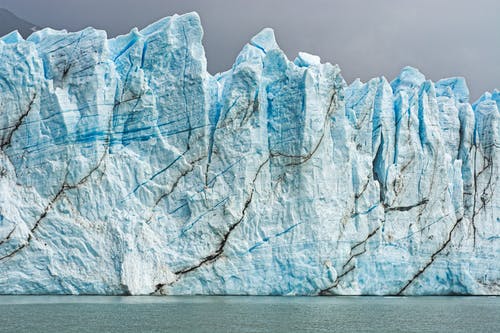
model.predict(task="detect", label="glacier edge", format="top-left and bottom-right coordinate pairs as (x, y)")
top-left (0, 12), bottom-right (498, 295)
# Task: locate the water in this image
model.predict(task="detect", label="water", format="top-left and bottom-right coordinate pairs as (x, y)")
top-left (0, 296), bottom-right (498, 332)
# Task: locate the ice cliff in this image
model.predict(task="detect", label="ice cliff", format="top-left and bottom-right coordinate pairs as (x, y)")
top-left (0, 13), bottom-right (498, 295)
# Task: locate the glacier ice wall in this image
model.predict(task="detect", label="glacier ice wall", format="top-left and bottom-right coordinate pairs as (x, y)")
top-left (0, 13), bottom-right (498, 295)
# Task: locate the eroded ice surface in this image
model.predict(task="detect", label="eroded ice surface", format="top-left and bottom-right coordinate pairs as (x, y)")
top-left (0, 13), bottom-right (498, 295)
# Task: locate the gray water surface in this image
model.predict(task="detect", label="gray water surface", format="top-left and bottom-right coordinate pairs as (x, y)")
top-left (0, 296), bottom-right (498, 332)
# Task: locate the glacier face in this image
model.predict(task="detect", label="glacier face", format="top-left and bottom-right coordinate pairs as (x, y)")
top-left (0, 13), bottom-right (498, 295)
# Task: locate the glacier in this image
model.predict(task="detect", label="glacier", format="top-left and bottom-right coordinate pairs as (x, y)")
top-left (0, 12), bottom-right (498, 295)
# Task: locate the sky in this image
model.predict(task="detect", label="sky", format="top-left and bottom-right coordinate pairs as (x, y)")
top-left (0, 0), bottom-right (498, 99)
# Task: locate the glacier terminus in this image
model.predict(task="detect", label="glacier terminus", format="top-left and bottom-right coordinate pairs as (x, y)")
top-left (0, 13), bottom-right (498, 295)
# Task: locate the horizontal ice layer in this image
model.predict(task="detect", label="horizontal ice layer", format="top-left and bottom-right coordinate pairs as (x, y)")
top-left (0, 12), bottom-right (498, 295)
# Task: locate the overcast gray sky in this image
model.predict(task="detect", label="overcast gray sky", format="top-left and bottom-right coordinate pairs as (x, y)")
top-left (0, 0), bottom-right (498, 99)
